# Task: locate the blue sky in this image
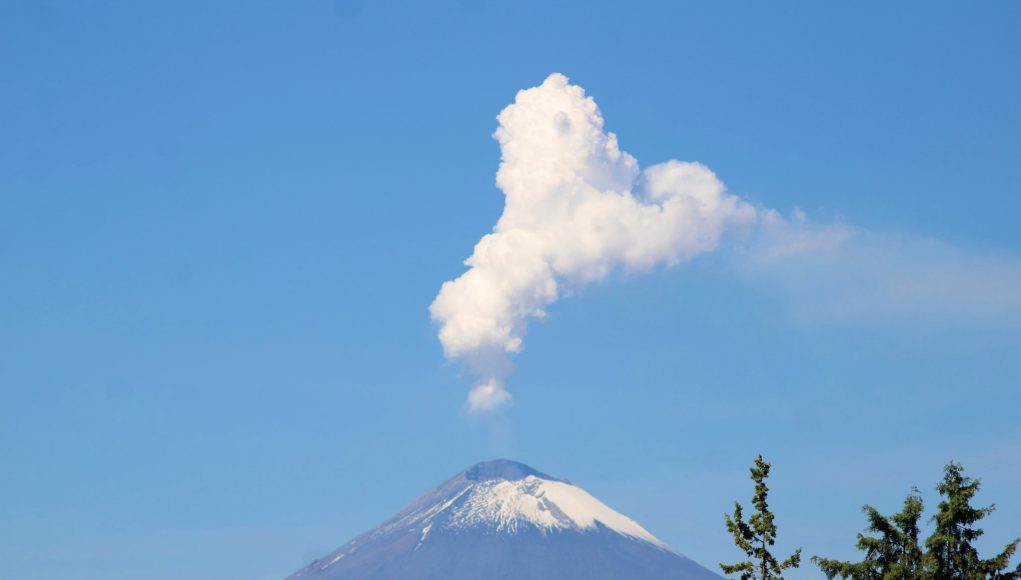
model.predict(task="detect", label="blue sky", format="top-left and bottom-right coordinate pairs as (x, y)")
top-left (2, 1), bottom-right (1020, 579)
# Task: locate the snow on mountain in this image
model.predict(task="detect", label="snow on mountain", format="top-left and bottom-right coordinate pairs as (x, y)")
top-left (446, 474), bottom-right (668, 546)
top-left (287, 459), bottom-right (722, 580)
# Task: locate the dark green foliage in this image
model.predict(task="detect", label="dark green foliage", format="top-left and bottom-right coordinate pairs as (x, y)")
top-left (813, 491), bottom-right (926, 579)
top-left (814, 462), bottom-right (1021, 580)
top-left (721, 455), bottom-right (802, 580)
top-left (926, 462), bottom-right (1020, 580)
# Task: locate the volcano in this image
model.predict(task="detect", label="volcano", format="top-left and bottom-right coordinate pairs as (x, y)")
top-left (287, 459), bottom-right (722, 580)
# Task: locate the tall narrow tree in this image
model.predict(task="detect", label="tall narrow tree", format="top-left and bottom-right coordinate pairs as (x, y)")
top-left (812, 490), bottom-right (927, 579)
top-left (926, 462), bottom-right (1020, 580)
top-left (721, 455), bottom-right (802, 580)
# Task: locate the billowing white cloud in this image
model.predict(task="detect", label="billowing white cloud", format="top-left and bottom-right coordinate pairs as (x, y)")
top-left (431, 72), bottom-right (1021, 411)
top-left (430, 73), bottom-right (761, 410)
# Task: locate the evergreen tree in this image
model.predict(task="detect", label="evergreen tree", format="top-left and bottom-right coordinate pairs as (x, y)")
top-left (925, 462), bottom-right (1021, 580)
top-left (721, 455), bottom-right (802, 580)
top-left (812, 491), bottom-right (927, 580)
top-left (814, 462), bottom-right (1021, 580)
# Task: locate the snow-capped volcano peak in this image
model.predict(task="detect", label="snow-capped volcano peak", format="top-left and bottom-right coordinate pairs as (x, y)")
top-left (288, 460), bottom-right (720, 580)
top-left (375, 459), bottom-right (668, 549)
top-left (441, 460), bottom-right (669, 548)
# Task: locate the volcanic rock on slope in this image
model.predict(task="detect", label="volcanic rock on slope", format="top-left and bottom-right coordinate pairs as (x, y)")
top-left (288, 459), bottom-right (722, 580)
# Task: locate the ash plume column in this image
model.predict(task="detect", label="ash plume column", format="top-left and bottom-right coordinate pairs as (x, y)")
top-left (430, 73), bottom-right (760, 411)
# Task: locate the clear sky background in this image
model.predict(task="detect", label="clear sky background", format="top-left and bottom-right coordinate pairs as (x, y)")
top-left (2, 1), bottom-right (1020, 579)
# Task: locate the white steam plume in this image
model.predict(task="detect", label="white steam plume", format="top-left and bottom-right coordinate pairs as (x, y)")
top-left (430, 73), bottom-right (762, 411)
top-left (432, 73), bottom-right (1021, 412)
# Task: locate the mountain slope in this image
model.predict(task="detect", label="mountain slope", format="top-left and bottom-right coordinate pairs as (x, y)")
top-left (287, 459), bottom-right (722, 580)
